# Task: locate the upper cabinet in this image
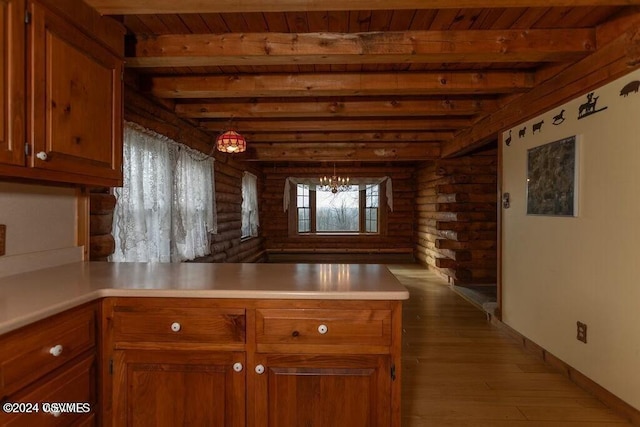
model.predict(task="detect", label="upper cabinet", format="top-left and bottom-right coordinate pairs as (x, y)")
top-left (0, 0), bottom-right (124, 187)
top-left (0, 0), bottom-right (26, 167)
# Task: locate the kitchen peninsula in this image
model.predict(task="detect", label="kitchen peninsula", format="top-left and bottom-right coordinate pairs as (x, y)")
top-left (0, 262), bottom-right (408, 427)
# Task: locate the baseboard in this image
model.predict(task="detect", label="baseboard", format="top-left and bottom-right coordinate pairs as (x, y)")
top-left (490, 316), bottom-right (640, 426)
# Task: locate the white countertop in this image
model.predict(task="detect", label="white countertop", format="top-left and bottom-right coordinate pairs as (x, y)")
top-left (0, 262), bottom-right (409, 334)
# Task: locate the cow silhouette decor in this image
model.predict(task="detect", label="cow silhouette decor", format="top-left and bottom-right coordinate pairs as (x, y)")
top-left (578, 92), bottom-right (607, 120)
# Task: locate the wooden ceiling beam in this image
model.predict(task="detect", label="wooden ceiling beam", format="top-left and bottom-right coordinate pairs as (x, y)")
top-left (87, 0), bottom-right (640, 15)
top-left (242, 131), bottom-right (454, 143)
top-left (150, 71), bottom-right (534, 99)
top-left (442, 19), bottom-right (640, 157)
top-left (204, 118), bottom-right (469, 132)
top-left (245, 142), bottom-right (441, 161)
top-left (127, 29), bottom-right (595, 68)
top-left (175, 98), bottom-right (498, 119)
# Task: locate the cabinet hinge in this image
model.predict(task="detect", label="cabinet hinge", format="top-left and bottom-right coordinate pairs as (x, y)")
top-left (24, 143), bottom-right (30, 156)
top-left (24, 10), bottom-right (31, 24)
top-left (109, 359), bottom-right (114, 375)
top-left (390, 364), bottom-right (396, 381)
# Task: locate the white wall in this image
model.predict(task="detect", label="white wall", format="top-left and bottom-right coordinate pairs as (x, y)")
top-left (0, 182), bottom-right (82, 277)
top-left (502, 68), bottom-right (640, 410)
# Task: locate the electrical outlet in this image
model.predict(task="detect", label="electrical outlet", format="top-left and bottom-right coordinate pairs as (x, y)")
top-left (0, 224), bottom-right (5, 256)
top-left (577, 321), bottom-right (587, 343)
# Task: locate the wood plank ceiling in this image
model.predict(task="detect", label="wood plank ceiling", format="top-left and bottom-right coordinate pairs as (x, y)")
top-left (86, 0), bottom-right (634, 162)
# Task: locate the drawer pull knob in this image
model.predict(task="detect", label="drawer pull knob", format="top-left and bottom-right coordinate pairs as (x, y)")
top-left (171, 322), bottom-right (181, 332)
top-left (233, 362), bottom-right (243, 372)
top-left (318, 324), bottom-right (328, 334)
top-left (255, 364), bottom-right (265, 375)
top-left (291, 330), bottom-right (299, 337)
top-left (49, 345), bottom-right (63, 357)
top-left (50, 410), bottom-right (62, 417)
top-left (36, 151), bottom-right (48, 161)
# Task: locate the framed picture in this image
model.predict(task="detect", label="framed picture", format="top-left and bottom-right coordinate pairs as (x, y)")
top-left (526, 135), bottom-right (578, 216)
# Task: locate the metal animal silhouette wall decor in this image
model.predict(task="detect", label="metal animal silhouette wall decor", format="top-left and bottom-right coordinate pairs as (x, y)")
top-left (532, 120), bottom-right (544, 134)
top-left (552, 109), bottom-right (566, 125)
top-left (519, 127), bottom-right (526, 138)
top-left (505, 129), bottom-right (512, 146)
top-left (577, 92), bottom-right (607, 119)
top-left (620, 80), bottom-right (640, 97)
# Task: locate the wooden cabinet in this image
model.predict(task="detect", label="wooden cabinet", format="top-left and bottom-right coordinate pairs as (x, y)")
top-left (0, 303), bottom-right (98, 427)
top-left (0, 0), bottom-right (124, 186)
top-left (105, 298), bottom-right (247, 427)
top-left (251, 301), bottom-right (399, 427)
top-left (253, 354), bottom-right (391, 427)
top-left (0, 0), bottom-right (26, 166)
top-left (104, 298), bottom-right (403, 427)
top-left (112, 350), bottom-right (245, 427)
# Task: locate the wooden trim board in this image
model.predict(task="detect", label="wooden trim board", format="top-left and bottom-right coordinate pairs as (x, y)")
top-left (491, 316), bottom-right (640, 426)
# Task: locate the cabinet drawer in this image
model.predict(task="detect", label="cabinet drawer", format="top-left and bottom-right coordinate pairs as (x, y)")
top-left (112, 306), bottom-right (246, 344)
top-left (1, 355), bottom-right (95, 427)
top-left (0, 305), bottom-right (96, 396)
top-left (256, 309), bottom-right (392, 347)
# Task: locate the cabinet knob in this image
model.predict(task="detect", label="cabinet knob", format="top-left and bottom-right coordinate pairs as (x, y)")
top-left (317, 324), bottom-right (328, 334)
top-left (233, 362), bottom-right (243, 372)
top-left (50, 410), bottom-right (62, 418)
top-left (255, 364), bottom-right (265, 375)
top-left (170, 322), bottom-right (181, 332)
top-left (36, 151), bottom-right (48, 161)
top-left (49, 344), bottom-right (63, 357)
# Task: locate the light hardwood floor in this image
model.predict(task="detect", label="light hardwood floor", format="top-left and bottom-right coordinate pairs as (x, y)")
top-left (388, 264), bottom-right (633, 427)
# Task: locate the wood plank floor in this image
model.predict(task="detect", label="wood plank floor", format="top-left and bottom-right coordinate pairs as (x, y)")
top-left (388, 264), bottom-right (633, 427)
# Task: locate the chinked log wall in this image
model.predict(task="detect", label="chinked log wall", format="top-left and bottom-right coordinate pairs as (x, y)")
top-left (260, 164), bottom-right (415, 263)
top-left (415, 148), bottom-right (498, 285)
top-left (88, 82), bottom-right (265, 263)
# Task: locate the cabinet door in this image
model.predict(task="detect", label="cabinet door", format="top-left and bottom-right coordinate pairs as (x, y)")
top-left (112, 350), bottom-right (245, 427)
top-left (0, 0), bottom-right (25, 166)
top-left (28, 1), bottom-right (122, 185)
top-left (252, 354), bottom-right (391, 427)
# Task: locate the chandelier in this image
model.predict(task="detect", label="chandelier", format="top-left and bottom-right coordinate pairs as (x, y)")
top-left (216, 129), bottom-right (247, 153)
top-left (319, 164), bottom-right (350, 193)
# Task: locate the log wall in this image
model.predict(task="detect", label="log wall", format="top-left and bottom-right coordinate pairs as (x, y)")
top-left (89, 188), bottom-right (116, 261)
top-left (260, 163), bottom-right (416, 263)
top-left (415, 148), bottom-right (498, 285)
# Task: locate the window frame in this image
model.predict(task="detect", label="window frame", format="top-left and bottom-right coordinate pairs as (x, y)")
top-left (288, 181), bottom-right (387, 237)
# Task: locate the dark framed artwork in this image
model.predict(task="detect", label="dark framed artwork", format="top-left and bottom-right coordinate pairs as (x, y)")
top-left (526, 135), bottom-right (578, 216)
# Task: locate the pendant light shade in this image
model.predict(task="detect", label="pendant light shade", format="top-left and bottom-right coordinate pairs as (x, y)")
top-left (216, 130), bottom-right (247, 153)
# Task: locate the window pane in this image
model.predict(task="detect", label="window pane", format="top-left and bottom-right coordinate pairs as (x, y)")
top-left (315, 185), bottom-right (359, 232)
top-left (298, 208), bottom-right (310, 232)
top-left (366, 208), bottom-right (378, 233)
top-left (366, 184), bottom-right (379, 208)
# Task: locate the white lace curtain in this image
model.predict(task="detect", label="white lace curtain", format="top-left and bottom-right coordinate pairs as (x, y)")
top-left (241, 171), bottom-right (259, 237)
top-left (110, 122), bottom-right (217, 262)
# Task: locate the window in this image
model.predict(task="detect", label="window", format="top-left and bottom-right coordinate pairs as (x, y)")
top-left (241, 172), bottom-right (259, 238)
top-left (292, 181), bottom-right (385, 235)
top-left (316, 185), bottom-right (360, 232)
top-left (364, 184), bottom-right (379, 233)
top-left (297, 184), bottom-right (311, 233)
top-left (111, 122), bottom-right (216, 262)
